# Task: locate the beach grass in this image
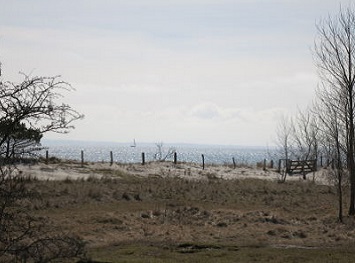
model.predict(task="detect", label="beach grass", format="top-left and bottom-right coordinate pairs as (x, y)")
top-left (20, 161), bottom-right (355, 262)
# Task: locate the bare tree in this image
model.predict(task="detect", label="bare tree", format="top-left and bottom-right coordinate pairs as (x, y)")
top-left (0, 65), bottom-right (86, 261)
top-left (292, 109), bottom-right (320, 161)
top-left (314, 6), bottom-right (355, 215)
top-left (154, 142), bottom-right (176, 162)
top-left (0, 73), bottom-right (84, 162)
top-left (275, 114), bottom-right (294, 182)
top-left (275, 109), bottom-right (320, 182)
top-left (314, 89), bottom-right (347, 222)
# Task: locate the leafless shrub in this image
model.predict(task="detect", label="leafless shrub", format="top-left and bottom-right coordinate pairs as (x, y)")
top-left (154, 142), bottom-right (176, 162)
top-left (0, 165), bottom-right (86, 262)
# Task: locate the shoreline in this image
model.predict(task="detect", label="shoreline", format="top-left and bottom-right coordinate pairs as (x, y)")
top-left (38, 140), bottom-right (274, 165)
top-left (16, 159), bottom-right (330, 185)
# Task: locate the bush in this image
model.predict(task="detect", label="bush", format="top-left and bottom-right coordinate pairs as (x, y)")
top-left (0, 165), bottom-right (86, 262)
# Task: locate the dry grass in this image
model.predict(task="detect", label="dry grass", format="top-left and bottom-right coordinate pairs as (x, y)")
top-left (21, 161), bottom-right (355, 262)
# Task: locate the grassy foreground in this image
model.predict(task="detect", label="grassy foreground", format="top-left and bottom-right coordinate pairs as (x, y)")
top-left (23, 161), bottom-right (355, 262)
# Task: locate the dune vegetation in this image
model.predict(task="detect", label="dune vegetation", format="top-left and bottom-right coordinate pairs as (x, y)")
top-left (14, 160), bottom-right (355, 262)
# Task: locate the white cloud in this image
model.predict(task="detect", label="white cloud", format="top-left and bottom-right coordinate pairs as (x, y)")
top-left (188, 103), bottom-right (221, 120)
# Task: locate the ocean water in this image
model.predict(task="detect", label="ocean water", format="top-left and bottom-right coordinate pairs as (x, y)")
top-left (40, 140), bottom-right (276, 165)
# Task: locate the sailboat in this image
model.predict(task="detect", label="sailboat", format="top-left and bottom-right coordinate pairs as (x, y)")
top-left (130, 139), bottom-right (136, 147)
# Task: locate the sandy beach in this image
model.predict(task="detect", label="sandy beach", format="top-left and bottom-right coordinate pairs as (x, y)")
top-left (17, 160), bottom-right (331, 185)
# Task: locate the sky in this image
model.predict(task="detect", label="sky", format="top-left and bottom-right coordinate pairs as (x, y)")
top-left (0, 0), bottom-right (353, 146)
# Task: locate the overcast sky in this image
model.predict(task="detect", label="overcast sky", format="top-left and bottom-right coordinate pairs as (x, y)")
top-left (0, 0), bottom-right (352, 146)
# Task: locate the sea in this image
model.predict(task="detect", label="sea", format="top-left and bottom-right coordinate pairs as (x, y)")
top-left (40, 140), bottom-right (278, 166)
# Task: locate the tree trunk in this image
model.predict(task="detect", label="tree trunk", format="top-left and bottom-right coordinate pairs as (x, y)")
top-left (339, 171), bottom-right (343, 222)
top-left (349, 161), bottom-right (355, 215)
top-left (348, 84), bottom-right (355, 215)
top-left (336, 131), bottom-right (343, 222)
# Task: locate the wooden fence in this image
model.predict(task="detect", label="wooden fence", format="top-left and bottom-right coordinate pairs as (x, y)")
top-left (280, 159), bottom-right (317, 180)
top-left (43, 150), bottom-right (276, 170)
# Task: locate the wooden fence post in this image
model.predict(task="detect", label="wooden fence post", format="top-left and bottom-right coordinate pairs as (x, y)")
top-left (232, 157), bottom-right (236, 169)
top-left (278, 159), bottom-right (281, 173)
top-left (263, 159), bottom-right (266, 171)
top-left (81, 150), bottom-right (84, 167)
top-left (202, 154), bottom-right (205, 170)
top-left (110, 151), bottom-right (113, 166)
top-left (142, 152), bottom-right (145, 165)
top-left (174, 152), bottom-right (177, 165)
top-left (45, 150), bottom-right (49, 164)
top-left (270, 160), bottom-right (274, 169)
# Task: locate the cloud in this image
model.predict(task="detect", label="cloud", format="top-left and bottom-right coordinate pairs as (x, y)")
top-left (187, 102), bottom-right (287, 122)
top-left (45, 100), bottom-right (286, 146)
top-left (2, 0), bottom-right (349, 145)
top-left (188, 103), bottom-right (221, 120)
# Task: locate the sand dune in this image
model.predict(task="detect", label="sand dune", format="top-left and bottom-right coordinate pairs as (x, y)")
top-left (16, 160), bottom-right (332, 185)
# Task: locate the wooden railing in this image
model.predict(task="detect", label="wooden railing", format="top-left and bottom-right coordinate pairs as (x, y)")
top-left (286, 159), bottom-right (317, 179)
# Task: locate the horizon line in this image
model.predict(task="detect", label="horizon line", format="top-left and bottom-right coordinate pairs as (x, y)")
top-left (42, 138), bottom-right (275, 148)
